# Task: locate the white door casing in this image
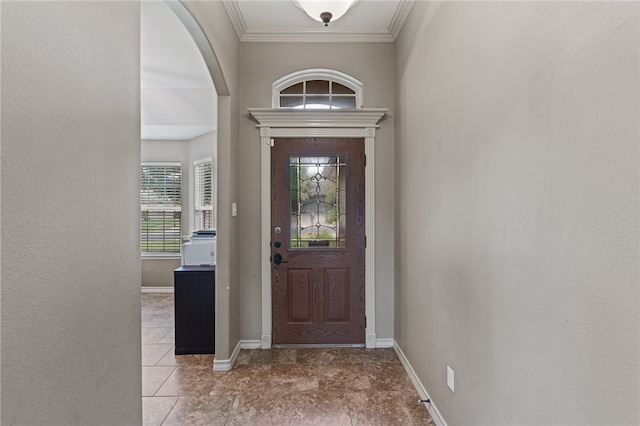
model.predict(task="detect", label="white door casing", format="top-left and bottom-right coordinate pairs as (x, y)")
top-left (248, 108), bottom-right (387, 349)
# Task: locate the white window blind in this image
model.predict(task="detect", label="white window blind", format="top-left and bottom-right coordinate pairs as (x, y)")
top-left (194, 159), bottom-right (213, 230)
top-left (140, 163), bottom-right (182, 253)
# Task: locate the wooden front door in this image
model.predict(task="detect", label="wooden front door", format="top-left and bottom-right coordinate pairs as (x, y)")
top-left (271, 138), bottom-right (365, 345)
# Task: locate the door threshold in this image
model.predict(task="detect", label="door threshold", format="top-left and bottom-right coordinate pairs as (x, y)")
top-left (271, 343), bottom-right (365, 348)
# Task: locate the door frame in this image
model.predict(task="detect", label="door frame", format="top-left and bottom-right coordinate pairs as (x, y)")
top-left (248, 108), bottom-right (387, 349)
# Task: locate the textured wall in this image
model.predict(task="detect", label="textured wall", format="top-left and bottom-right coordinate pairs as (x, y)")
top-left (1, 2), bottom-right (142, 423)
top-left (395, 2), bottom-right (639, 424)
top-left (238, 42), bottom-right (396, 342)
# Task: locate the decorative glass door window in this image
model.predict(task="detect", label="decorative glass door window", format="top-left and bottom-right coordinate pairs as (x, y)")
top-left (290, 156), bottom-right (346, 248)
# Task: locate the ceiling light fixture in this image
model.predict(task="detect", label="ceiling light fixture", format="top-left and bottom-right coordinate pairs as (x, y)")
top-left (293, 0), bottom-right (358, 26)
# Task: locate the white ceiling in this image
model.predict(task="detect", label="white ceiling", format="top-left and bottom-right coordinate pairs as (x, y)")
top-left (224, 0), bottom-right (414, 42)
top-left (140, 0), bottom-right (413, 140)
top-left (141, 1), bottom-right (216, 140)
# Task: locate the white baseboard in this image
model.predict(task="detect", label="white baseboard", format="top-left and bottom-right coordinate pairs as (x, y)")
top-left (213, 340), bottom-right (241, 371)
top-left (240, 340), bottom-right (262, 350)
top-left (393, 340), bottom-right (447, 426)
top-left (213, 340), bottom-right (262, 371)
top-left (141, 286), bottom-right (174, 293)
top-left (375, 338), bottom-right (394, 348)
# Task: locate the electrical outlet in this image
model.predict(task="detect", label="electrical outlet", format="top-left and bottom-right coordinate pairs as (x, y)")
top-left (447, 365), bottom-right (455, 392)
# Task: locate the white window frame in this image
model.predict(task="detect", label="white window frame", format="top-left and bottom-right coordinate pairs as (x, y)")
top-left (272, 68), bottom-right (364, 109)
top-left (140, 162), bottom-right (182, 255)
top-left (194, 157), bottom-right (214, 231)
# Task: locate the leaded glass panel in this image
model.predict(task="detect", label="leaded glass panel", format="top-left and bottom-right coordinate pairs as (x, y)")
top-left (290, 156), bottom-right (346, 248)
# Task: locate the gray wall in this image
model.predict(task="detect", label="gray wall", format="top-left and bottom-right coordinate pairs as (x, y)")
top-left (395, 2), bottom-right (639, 424)
top-left (238, 42), bottom-right (396, 341)
top-left (1, 2), bottom-right (142, 423)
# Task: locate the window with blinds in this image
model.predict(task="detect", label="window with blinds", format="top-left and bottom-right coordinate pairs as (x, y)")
top-left (194, 159), bottom-right (214, 230)
top-left (140, 163), bottom-right (182, 253)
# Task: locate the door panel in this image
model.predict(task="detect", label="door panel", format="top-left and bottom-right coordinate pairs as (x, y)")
top-left (271, 138), bottom-right (365, 345)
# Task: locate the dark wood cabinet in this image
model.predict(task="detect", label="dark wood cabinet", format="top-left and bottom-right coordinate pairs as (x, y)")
top-left (174, 266), bottom-right (215, 355)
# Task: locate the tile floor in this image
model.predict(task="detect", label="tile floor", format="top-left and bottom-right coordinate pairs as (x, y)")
top-left (142, 293), bottom-right (435, 425)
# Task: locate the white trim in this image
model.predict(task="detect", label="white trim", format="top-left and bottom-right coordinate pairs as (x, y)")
top-left (213, 340), bottom-right (262, 371)
top-left (248, 107), bottom-right (387, 350)
top-left (240, 340), bottom-right (262, 350)
top-left (193, 157), bottom-right (213, 166)
top-left (141, 254), bottom-right (181, 259)
top-left (250, 109), bottom-right (386, 129)
top-left (213, 340), bottom-right (242, 371)
top-left (241, 29), bottom-right (395, 43)
top-left (141, 286), bottom-right (175, 294)
top-left (141, 161), bottom-right (181, 167)
top-left (221, 0), bottom-right (414, 43)
top-left (394, 340), bottom-right (448, 426)
top-left (222, 0), bottom-right (247, 41)
top-left (272, 69), bottom-right (363, 109)
top-left (388, 0), bottom-right (415, 40)
top-left (375, 338), bottom-right (394, 348)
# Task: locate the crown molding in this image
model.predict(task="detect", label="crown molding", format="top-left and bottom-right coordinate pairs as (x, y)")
top-left (222, 0), bottom-right (247, 41)
top-left (388, 0), bottom-right (414, 40)
top-left (222, 0), bottom-right (413, 43)
top-left (240, 29), bottom-right (395, 43)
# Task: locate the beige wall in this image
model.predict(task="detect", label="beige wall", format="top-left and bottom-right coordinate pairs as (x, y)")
top-left (238, 42), bottom-right (396, 341)
top-left (185, 1), bottom-right (241, 361)
top-left (1, 2), bottom-right (142, 423)
top-left (395, 1), bottom-right (639, 424)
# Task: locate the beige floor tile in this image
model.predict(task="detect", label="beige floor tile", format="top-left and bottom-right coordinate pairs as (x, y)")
top-left (156, 351), bottom-right (215, 367)
top-left (157, 327), bottom-right (175, 344)
top-left (142, 366), bottom-right (176, 396)
top-left (142, 344), bottom-right (174, 366)
top-left (156, 365), bottom-right (219, 397)
top-left (142, 312), bottom-right (173, 328)
top-left (142, 327), bottom-right (173, 345)
top-left (142, 396), bottom-right (179, 426)
top-left (162, 395), bottom-right (235, 426)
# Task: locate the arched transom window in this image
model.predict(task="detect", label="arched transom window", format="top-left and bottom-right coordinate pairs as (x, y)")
top-left (273, 69), bottom-right (363, 110)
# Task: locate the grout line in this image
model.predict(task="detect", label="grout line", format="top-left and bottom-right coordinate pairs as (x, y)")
top-left (152, 366), bottom-right (177, 397)
top-left (159, 396), bottom-right (180, 426)
top-left (222, 395), bottom-right (237, 426)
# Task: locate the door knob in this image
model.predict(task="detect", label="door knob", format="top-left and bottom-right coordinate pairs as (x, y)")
top-left (273, 253), bottom-right (288, 266)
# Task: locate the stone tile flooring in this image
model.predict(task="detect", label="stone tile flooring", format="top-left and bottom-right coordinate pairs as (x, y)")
top-left (142, 293), bottom-right (435, 425)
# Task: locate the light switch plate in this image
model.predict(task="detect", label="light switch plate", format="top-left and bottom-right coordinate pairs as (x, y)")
top-left (232, 202), bottom-right (237, 217)
top-left (447, 365), bottom-right (455, 392)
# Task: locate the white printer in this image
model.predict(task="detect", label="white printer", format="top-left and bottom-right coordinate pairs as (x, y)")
top-left (181, 230), bottom-right (216, 266)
